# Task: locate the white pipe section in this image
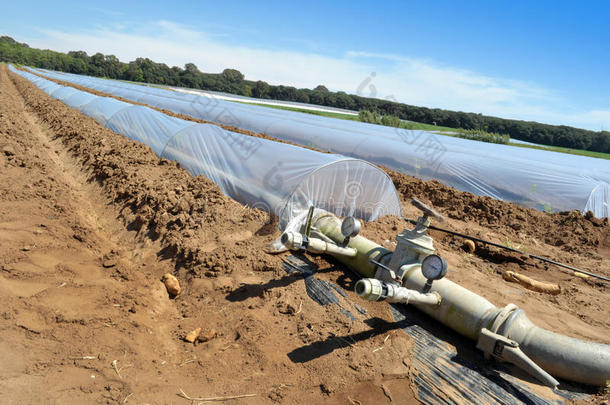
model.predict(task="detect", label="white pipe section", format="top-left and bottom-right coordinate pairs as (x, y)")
top-left (355, 278), bottom-right (441, 305)
top-left (281, 232), bottom-right (357, 257)
top-left (397, 262), bottom-right (610, 385)
top-left (497, 309), bottom-right (610, 387)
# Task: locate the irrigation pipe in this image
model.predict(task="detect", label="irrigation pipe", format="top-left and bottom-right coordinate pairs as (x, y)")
top-left (405, 218), bottom-right (610, 283)
top-left (316, 213), bottom-right (610, 386)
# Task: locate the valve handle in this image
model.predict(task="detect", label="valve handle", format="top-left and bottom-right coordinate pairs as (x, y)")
top-left (411, 198), bottom-right (445, 222)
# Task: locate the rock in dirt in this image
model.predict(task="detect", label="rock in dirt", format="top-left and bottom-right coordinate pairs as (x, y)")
top-left (2, 145), bottom-right (15, 156)
top-left (184, 327), bottom-right (202, 343)
top-left (463, 239), bottom-right (476, 253)
top-left (102, 259), bottom-right (116, 268)
top-left (197, 328), bottom-right (218, 343)
top-left (162, 273), bottom-right (181, 296)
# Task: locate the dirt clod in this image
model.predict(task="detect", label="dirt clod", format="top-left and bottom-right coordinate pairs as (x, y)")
top-left (161, 273), bottom-right (181, 296)
top-left (463, 239), bottom-right (476, 253)
top-left (197, 328), bottom-right (218, 343)
top-left (102, 259), bottom-right (116, 268)
top-left (2, 145), bottom-right (15, 156)
top-left (184, 327), bottom-right (202, 343)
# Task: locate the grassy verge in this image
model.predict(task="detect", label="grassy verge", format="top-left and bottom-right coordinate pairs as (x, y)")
top-left (234, 101), bottom-right (361, 121)
top-left (236, 103), bottom-right (508, 144)
top-left (508, 142), bottom-right (610, 160)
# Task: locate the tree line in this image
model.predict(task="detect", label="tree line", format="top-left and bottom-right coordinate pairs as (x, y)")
top-left (359, 110), bottom-right (510, 144)
top-left (2, 35), bottom-right (609, 153)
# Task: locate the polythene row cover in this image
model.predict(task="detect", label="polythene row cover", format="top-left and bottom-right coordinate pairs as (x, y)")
top-left (11, 66), bottom-right (401, 227)
top-left (30, 67), bottom-right (610, 218)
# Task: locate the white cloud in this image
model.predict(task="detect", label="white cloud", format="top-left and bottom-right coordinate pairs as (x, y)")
top-left (569, 110), bottom-right (610, 131)
top-left (22, 20), bottom-right (609, 131)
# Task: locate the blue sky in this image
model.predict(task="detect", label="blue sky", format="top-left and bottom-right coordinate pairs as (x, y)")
top-left (2, 0), bottom-right (609, 130)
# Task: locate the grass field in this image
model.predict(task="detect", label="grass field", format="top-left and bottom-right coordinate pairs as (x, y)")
top-left (239, 101), bottom-right (466, 131)
top-left (238, 101), bottom-right (362, 121)
top-left (508, 141), bottom-right (610, 160)
top-left (238, 101), bottom-right (610, 160)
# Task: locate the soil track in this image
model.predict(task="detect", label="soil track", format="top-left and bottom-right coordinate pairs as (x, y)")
top-left (2, 66), bottom-right (609, 403)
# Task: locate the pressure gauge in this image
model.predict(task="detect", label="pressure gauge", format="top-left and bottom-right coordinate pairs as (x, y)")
top-left (421, 254), bottom-right (448, 281)
top-left (341, 216), bottom-right (361, 238)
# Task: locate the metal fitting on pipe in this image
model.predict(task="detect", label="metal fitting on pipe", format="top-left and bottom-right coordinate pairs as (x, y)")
top-left (477, 328), bottom-right (560, 388)
top-left (355, 278), bottom-right (441, 305)
top-left (496, 309), bottom-right (610, 387)
top-left (281, 231), bottom-right (357, 257)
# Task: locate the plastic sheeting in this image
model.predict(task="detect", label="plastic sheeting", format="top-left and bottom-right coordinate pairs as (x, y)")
top-left (30, 67), bottom-right (610, 218)
top-left (11, 66), bottom-right (401, 228)
top-left (389, 304), bottom-right (583, 404)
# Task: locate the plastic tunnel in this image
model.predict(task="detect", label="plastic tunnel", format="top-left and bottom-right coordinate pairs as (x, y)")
top-left (29, 67), bottom-right (610, 218)
top-left (10, 66), bottom-right (402, 228)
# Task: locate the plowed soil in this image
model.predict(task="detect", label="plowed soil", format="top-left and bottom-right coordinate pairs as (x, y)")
top-left (2, 65), bottom-right (609, 404)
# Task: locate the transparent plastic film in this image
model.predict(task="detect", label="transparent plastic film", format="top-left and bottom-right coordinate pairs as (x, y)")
top-left (11, 65), bottom-right (401, 228)
top-left (29, 67), bottom-right (610, 218)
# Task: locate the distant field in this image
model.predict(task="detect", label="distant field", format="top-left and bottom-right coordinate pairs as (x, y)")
top-left (508, 142), bottom-right (610, 160)
top-left (238, 101), bottom-right (462, 131)
top-left (240, 101), bottom-right (610, 160)
top-left (235, 101), bottom-right (362, 121)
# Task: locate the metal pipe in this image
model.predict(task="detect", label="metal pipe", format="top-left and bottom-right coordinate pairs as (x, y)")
top-left (497, 309), bottom-right (610, 386)
top-left (314, 213), bottom-right (610, 386)
top-left (399, 262), bottom-right (500, 340)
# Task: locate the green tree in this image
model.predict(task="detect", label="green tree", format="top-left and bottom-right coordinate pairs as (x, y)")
top-left (221, 68), bottom-right (244, 83)
top-left (184, 63), bottom-right (199, 74)
top-left (252, 80), bottom-right (270, 98)
top-left (125, 61), bottom-right (144, 82)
